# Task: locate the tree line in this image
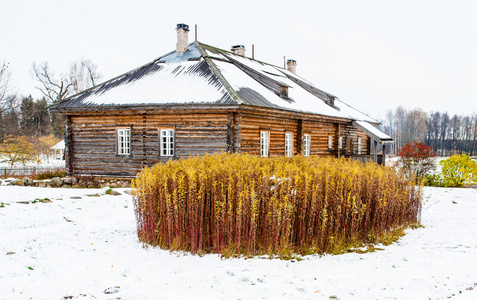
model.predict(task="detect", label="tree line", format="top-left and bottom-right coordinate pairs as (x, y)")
top-left (380, 106), bottom-right (477, 156)
top-left (0, 59), bottom-right (101, 166)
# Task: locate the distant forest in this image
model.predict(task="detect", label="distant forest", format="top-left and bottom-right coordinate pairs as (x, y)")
top-left (379, 107), bottom-right (477, 156)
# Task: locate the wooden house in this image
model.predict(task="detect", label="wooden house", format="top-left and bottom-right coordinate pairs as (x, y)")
top-left (51, 24), bottom-right (393, 178)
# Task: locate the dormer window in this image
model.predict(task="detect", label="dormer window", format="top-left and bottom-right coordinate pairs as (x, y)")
top-left (280, 85), bottom-right (288, 98)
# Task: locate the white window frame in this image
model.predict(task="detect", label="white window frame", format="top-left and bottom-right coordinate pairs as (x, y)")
top-left (303, 134), bottom-right (310, 156)
top-left (328, 135), bottom-right (333, 150)
top-left (285, 132), bottom-right (293, 157)
top-left (160, 129), bottom-right (175, 157)
top-left (260, 131), bottom-right (270, 157)
top-left (338, 136), bottom-right (343, 149)
top-left (358, 138), bottom-right (362, 155)
top-left (117, 128), bottom-right (131, 155)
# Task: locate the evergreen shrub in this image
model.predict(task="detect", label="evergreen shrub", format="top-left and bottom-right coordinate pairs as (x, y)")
top-left (133, 153), bottom-right (422, 257)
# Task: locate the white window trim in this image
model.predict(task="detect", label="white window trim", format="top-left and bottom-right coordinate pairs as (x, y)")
top-left (160, 129), bottom-right (175, 157)
top-left (285, 132), bottom-right (293, 157)
top-left (338, 137), bottom-right (343, 149)
top-left (260, 131), bottom-right (270, 157)
top-left (117, 128), bottom-right (131, 155)
top-left (328, 135), bottom-right (333, 150)
top-left (303, 134), bottom-right (310, 157)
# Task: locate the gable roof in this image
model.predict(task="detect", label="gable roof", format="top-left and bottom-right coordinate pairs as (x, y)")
top-left (51, 41), bottom-right (379, 124)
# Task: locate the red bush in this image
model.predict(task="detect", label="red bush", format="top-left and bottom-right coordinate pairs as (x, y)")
top-left (398, 142), bottom-right (436, 180)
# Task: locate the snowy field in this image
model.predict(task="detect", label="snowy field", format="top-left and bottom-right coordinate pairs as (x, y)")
top-left (1, 186), bottom-right (476, 300)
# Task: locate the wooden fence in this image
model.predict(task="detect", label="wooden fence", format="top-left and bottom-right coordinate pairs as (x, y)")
top-left (0, 166), bottom-right (65, 177)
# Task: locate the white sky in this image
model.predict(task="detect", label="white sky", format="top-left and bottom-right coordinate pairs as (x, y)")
top-left (2, 0), bottom-right (476, 120)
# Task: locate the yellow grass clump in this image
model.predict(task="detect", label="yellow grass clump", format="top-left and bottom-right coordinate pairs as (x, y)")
top-left (133, 153), bottom-right (422, 257)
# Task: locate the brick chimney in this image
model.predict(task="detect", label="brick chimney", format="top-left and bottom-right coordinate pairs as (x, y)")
top-left (176, 23), bottom-right (189, 54)
top-left (286, 59), bottom-right (297, 74)
top-left (231, 45), bottom-right (246, 56)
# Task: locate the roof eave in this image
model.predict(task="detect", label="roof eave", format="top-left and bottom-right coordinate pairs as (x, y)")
top-left (353, 121), bottom-right (394, 144)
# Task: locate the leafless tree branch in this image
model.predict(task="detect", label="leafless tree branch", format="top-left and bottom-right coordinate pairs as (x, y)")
top-left (32, 62), bottom-right (75, 104)
top-left (1, 61), bottom-right (11, 106)
top-left (70, 59), bottom-right (102, 93)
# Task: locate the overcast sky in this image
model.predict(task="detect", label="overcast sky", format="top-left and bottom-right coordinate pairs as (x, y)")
top-left (2, 0), bottom-right (476, 120)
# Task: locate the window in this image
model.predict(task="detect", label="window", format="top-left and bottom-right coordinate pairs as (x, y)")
top-left (117, 128), bottom-right (131, 155)
top-left (303, 134), bottom-right (310, 156)
top-left (358, 138), bottom-right (362, 155)
top-left (280, 86), bottom-right (288, 98)
top-left (285, 133), bottom-right (293, 157)
top-left (160, 129), bottom-right (174, 156)
top-left (338, 137), bottom-right (343, 149)
top-left (260, 131), bottom-right (269, 157)
top-left (328, 135), bottom-right (333, 149)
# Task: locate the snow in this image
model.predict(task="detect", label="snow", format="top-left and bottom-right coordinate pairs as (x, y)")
top-left (81, 59), bottom-right (230, 106)
top-left (223, 53), bottom-right (288, 79)
top-left (204, 49), bottom-right (224, 60)
top-left (278, 66), bottom-right (326, 88)
top-left (355, 120), bottom-right (393, 141)
top-left (159, 44), bottom-right (201, 63)
top-left (1, 185), bottom-right (476, 299)
top-left (334, 98), bottom-right (379, 123)
top-left (50, 140), bottom-right (65, 150)
top-left (215, 60), bottom-right (348, 119)
top-left (55, 42), bottom-right (390, 142)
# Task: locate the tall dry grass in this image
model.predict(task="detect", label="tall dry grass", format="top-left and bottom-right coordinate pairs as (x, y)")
top-left (133, 153), bottom-right (422, 257)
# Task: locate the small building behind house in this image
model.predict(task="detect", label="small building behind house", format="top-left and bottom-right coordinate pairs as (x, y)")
top-left (50, 140), bottom-right (65, 160)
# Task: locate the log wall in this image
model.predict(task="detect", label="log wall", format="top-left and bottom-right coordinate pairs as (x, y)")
top-left (68, 110), bottom-right (234, 177)
top-left (66, 107), bottom-right (372, 177)
top-left (238, 110), bottom-right (370, 158)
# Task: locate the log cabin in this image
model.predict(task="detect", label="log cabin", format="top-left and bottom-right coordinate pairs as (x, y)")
top-left (51, 24), bottom-right (393, 178)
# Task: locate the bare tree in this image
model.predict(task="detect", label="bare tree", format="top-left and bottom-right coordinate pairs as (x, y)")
top-left (426, 111), bottom-right (441, 151)
top-left (380, 109), bottom-right (396, 154)
top-left (32, 62), bottom-right (74, 104)
top-left (380, 106), bottom-right (476, 156)
top-left (1, 61), bottom-right (13, 113)
top-left (32, 59), bottom-right (101, 138)
top-left (394, 106), bottom-right (407, 151)
top-left (406, 108), bottom-right (428, 143)
top-left (33, 60), bottom-right (102, 103)
top-left (470, 115), bottom-right (477, 155)
top-left (0, 61), bottom-right (20, 141)
top-left (70, 59), bottom-right (102, 93)
top-left (439, 112), bottom-right (450, 156)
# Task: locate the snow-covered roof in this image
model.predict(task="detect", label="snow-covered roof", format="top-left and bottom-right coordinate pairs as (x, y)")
top-left (353, 121), bottom-right (393, 144)
top-left (50, 140), bottom-right (65, 150)
top-left (213, 59), bottom-right (346, 118)
top-left (334, 99), bottom-right (379, 124)
top-left (51, 41), bottom-right (390, 141)
top-left (52, 42), bottom-right (367, 119)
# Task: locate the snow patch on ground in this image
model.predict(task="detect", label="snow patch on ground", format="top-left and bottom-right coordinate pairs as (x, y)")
top-left (1, 186), bottom-right (476, 299)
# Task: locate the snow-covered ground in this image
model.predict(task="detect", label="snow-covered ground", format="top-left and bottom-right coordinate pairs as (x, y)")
top-left (1, 186), bottom-right (476, 300)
